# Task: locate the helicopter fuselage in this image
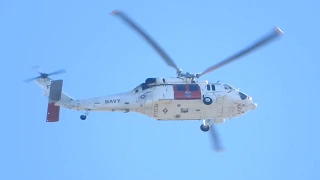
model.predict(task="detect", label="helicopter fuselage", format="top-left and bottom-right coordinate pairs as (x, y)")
top-left (44, 77), bottom-right (257, 123)
top-left (25, 9), bottom-right (282, 152)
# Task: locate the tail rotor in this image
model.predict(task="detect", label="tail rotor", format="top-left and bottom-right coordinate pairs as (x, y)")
top-left (24, 66), bottom-right (66, 83)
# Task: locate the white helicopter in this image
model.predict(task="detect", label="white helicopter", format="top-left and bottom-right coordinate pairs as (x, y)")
top-left (25, 10), bottom-right (283, 151)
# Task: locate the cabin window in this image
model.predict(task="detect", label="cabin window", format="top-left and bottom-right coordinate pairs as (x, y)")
top-left (206, 84), bottom-right (211, 91)
top-left (211, 85), bottom-right (215, 91)
top-left (173, 84), bottom-right (202, 100)
top-left (189, 84), bottom-right (199, 91)
top-left (177, 84), bottom-right (186, 91)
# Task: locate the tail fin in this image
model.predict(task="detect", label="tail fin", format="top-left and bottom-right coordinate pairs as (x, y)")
top-left (46, 80), bottom-right (63, 122)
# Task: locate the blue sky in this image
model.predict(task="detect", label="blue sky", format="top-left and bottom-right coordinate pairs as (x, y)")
top-left (1, 0), bottom-right (319, 179)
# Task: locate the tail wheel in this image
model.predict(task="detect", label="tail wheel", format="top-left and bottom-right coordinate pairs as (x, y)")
top-left (80, 115), bottom-right (87, 120)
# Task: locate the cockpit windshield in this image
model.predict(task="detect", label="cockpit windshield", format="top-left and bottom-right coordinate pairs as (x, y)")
top-left (224, 84), bottom-right (235, 90)
top-left (132, 82), bottom-right (150, 92)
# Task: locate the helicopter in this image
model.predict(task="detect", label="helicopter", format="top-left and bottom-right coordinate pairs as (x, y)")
top-left (24, 10), bottom-right (283, 151)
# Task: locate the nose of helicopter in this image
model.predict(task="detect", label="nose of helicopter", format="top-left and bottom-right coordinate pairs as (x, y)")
top-left (250, 102), bottom-right (258, 110)
top-left (239, 91), bottom-right (257, 110)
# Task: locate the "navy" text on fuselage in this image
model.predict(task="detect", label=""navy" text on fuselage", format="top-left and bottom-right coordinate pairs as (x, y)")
top-left (105, 99), bottom-right (120, 104)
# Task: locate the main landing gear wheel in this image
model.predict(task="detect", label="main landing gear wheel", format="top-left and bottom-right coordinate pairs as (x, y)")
top-left (203, 97), bottom-right (213, 105)
top-left (200, 124), bottom-right (210, 132)
top-left (80, 115), bottom-right (87, 120)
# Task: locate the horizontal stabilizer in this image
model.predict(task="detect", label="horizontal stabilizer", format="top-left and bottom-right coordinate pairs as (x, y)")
top-left (46, 80), bottom-right (63, 122)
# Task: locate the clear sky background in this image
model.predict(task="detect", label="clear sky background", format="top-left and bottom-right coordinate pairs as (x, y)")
top-left (1, 0), bottom-right (319, 179)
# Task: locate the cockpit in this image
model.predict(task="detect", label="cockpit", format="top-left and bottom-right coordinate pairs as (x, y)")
top-left (223, 84), bottom-right (236, 90)
top-left (132, 82), bottom-right (150, 93)
top-left (206, 83), bottom-right (237, 92)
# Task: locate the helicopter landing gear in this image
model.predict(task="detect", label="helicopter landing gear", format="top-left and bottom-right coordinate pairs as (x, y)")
top-left (80, 109), bottom-right (90, 120)
top-left (200, 124), bottom-right (210, 132)
top-left (200, 119), bottom-right (214, 132)
top-left (203, 97), bottom-right (213, 105)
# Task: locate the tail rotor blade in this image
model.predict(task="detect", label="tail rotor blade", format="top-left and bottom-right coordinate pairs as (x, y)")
top-left (23, 76), bottom-right (41, 83)
top-left (47, 69), bottom-right (66, 76)
top-left (200, 27), bottom-right (283, 77)
top-left (24, 68), bottom-right (66, 83)
top-left (111, 10), bottom-right (181, 73)
top-left (31, 66), bottom-right (43, 74)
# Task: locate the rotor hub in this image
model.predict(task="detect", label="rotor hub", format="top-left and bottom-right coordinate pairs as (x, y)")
top-left (23, 68), bottom-right (66, 83)
top-left (40, 73), bottom-right (49, 78)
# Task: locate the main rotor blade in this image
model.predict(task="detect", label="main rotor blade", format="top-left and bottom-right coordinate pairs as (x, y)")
top-left (111, 10), bottom-right (180, 72)
top-left (209, 124), bottom-right (224, 152)
top-left (200, 27), bottom-right (283, 77)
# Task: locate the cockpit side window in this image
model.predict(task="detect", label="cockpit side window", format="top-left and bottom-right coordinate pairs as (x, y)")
top-left (206, 84), bottom-right (211, 91)
top-left (141, 83), bottom-right (149, 90)
top-left (211, 84), bottom-right (215, 91)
